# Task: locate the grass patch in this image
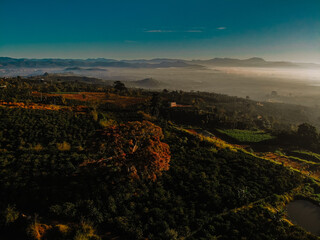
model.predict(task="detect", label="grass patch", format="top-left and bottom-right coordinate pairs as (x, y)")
top-left (289, 150), bottom-right (320, 163)
top-left (217, 129), bottom-right (275, 143)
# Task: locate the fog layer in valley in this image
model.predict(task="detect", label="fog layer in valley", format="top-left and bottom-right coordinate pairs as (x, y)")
top-left (2, 65), bottom-right (320, 107)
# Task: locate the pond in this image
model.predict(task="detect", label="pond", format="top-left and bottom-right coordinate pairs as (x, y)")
top-left (286, 200), bottom-right (320, 236)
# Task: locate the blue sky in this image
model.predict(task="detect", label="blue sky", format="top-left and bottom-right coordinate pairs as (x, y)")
top-left (0, 0), bottom-right (319, 62)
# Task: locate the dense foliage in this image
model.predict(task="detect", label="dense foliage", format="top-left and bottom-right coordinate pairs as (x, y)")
top-left (84, 120), bottom-right (171, 181)
top-left (0, 76), bottom-right (319, 239)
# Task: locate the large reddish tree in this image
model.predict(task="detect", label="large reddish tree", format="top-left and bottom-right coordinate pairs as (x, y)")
top-left (86, 121), bottom-right (171, 181)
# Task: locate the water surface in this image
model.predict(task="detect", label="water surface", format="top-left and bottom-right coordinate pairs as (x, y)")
top-left (286, 200), bottom-right (320, 236)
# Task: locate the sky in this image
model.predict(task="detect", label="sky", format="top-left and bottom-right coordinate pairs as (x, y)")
top-left (0, 0), bottom-right (319, 62)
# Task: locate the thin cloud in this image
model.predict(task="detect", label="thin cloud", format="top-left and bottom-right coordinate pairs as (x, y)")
top-left (217, 27), bottom-right (226, 30)
top-left (144, 29), bottom-right (203, 33)
top-left (144, 30), bottom-right (174, 33)
top-left (185, 30), bottom-right (203, 33)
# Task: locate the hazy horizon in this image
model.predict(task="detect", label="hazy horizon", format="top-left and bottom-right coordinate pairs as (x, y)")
top-left (1, 56), bottom-right (320, 65)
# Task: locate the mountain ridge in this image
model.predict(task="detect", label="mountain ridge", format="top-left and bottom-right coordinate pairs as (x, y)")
top-left (0, 57), bottom-right (319, 69)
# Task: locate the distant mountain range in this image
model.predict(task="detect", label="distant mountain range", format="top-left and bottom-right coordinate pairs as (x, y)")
top-left (0, 57), bottom-right (318, 69)
top-left (0, 57), bottom-right (201, 69)
top-left (64, 67), bottom-right (107, 72)
top-left (190, 57), bottom-right (320, 68)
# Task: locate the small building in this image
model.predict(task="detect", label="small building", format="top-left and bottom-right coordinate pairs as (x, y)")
top-left (170, 102), bottom-right (177, 107)
top-left (169, 102), bottom-right (192, 108)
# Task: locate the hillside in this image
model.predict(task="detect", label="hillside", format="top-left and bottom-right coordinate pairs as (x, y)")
top-left (0, 76), bottom-right (320, 239)
top-left (128, 78), bottom-right (163, 89)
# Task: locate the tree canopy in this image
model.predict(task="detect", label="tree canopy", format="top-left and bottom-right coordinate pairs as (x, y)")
top-left (86, 120), bottom-right (171, 181)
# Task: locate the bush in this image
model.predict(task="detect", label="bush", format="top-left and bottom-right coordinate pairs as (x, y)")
top-left (3, 205), bottom-right (19, 225)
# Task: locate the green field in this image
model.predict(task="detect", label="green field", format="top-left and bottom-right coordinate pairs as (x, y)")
top-left (289, 150), bottom-right (320, 163)
top-left (218, 129), bottom-right (275, 143)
